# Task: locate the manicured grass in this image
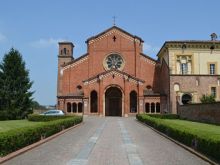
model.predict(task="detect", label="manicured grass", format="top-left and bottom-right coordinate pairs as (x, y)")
top-left (0, 116), bottom-right (83, 156)
top-left (0, 120), bottom-right (43, 132)
top-left (136, 114), bottom-right (220, 162)
top-left (158, 119), bottom-right (220, 141)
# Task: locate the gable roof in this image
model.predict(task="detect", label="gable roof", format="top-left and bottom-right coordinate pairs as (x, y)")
top-left (83, 68), bottom-right (145, 84)
top-left (140, 53), bottom-right (158, 63)
top-left (62, 53), bottom-right (88, 67)
top-left (85, 26), bottom-right (144, 43)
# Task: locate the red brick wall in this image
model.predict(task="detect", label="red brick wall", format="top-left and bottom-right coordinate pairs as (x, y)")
top-left (57, 28), bottom-right (162, 115)
top-left (88, 32), bottom-right (141, 77)
top-left (139, 56), bottom-right (157, 89)
top-left (170, 75), bottom-right (219, 113)
top-left (158, 59), bottom-right (170, 113)
top-left (61, 58), bottom-right (89, 95)
top-left (177, 102), bottom-right (220, 124)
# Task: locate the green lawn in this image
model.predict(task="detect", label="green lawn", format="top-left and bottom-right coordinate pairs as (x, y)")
top-left (161, 119), bottom-right (220, 141)
top-left (0, 120), bottom-right (43, 133)
top-left (137, 114), bottom-right (220, 141)
top-left (137, 114), bottom-right (220, 162)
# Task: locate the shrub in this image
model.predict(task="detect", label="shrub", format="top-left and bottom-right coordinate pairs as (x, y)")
top-left (0, 116), bottom-right (82, 156)
top-left (147, 114), bottom-right (179, 119)
top-left (136, 114), bottom-right (220, 163)
top-left (28, 114), bottom-right (74, 122)
top-left (200, 94), bottom-right (216, 103)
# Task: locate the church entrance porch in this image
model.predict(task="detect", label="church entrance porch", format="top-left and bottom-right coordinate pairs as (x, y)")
top-left (105, 87), bottom-right (122, 116)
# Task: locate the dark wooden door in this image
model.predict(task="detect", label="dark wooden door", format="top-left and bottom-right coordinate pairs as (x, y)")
top-left (105, 87), bottom-right (122, 116)
top-left (109, 98), bottom-right (122, 116)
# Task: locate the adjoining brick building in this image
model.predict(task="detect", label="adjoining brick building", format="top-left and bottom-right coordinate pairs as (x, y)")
top-left (57, 26), bottom-right (220, 116)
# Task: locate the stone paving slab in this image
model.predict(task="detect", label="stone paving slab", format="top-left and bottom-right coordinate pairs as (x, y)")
top-left (87, 118), bottom-right (129, 165)
top-left (2, 117), bottom-right (210, 165)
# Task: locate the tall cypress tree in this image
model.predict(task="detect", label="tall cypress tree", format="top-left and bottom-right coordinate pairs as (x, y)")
top-left (0, 48), bottom-right (33, 119)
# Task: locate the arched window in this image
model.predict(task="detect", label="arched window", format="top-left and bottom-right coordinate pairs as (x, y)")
top-left (176, 55), bottom-right (192, 74)
top-left (90, 90), bottom-right (98, 113)
top-left (78, 102), bottom-right (83, 113)
top-left (182, 93), bottom-right (192, 104)
top-left (156, 102), bottom-right (160, 113)
top-left (174, 83), bottom-right (180, 92)
top-left (151, 103), bottom-right (155, 113)
top-left (67, 102), bottom-right (71, 113)
top-left (130, 91), bottom-right (137, 113)
top-left (64, 48), bottom-right (67, 54)
top-left (76, 85), bottom-right (83, 95)
top-left (72, 103), bottom-right (77, 113)
top-left (145, 103), bottom-right (150, 113)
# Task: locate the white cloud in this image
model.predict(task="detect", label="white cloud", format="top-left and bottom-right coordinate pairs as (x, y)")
top-left (143, 43), bottom-right (160, 56)
top-left (0, 33), bottom-right (7, 42)
top-left (30, 38), bottom-right (66, 48)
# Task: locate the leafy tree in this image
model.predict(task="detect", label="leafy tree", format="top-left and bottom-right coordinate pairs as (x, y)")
top-left (0, 48), bottom-right (34, 120)
top-left (32, 101), bottom-right (47, 110)
top-left (200, 94), bottom-right (216, 103)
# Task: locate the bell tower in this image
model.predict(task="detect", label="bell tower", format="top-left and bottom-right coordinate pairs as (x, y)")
top-left (57, 41), bottom-right (74, 97)
top-left (58, 42), bottom-right (74, 67)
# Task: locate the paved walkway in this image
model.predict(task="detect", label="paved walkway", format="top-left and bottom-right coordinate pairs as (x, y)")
top-left (2, 117), bottom-right (209, 165)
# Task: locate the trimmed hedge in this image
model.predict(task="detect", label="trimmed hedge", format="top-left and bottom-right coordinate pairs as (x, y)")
top-left (28, 114), bottom-right (74, 122)
top-left (136, 114), bottom-right (220, 163)
top-left (147, 114), bottom-right (179, 119)
top-left (0, 116), bottom-right (82, 157)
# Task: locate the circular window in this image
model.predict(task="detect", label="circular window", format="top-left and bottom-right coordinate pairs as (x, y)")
top-left (182, 93), bottom-right (192, 104)
top-left (146, 85), bottom-right (152, 90)
top-left (77, 85), bottom-right (82, 90)
top-left (103, 54), bottom-right (124, 70)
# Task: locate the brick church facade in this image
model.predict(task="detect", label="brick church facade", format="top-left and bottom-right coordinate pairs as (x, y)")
top-left (57, 26), bottom-right (220, 116)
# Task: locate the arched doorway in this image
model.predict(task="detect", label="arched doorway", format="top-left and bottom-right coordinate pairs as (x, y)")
top-left (130, 91), bottom-right (137, 113)
top-left (72, 103), bottom-right (77, 113)
top-left (90, 90), bottom-right (98, 113)
top-left (145, 103), bottom-right (150, 113)
top-left (67, 102), bottom-right (71, 113)
top-left (182, 93), bottom-right (192, 104)
top-left (156, 102), bottom-right (160, 113)
top-left (151, 103), bottom-right (155, 113)
top-left (78, 103), bottom-right (83, 113)
top-left (105, 87), bottom-right (122, 116)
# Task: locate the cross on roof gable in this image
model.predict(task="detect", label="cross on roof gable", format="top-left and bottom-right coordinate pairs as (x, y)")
top-left (85, 26), bottom-right (144, 44)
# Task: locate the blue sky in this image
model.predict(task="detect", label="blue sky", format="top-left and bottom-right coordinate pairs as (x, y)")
top-left (0, 0), bottom-right (220, 105)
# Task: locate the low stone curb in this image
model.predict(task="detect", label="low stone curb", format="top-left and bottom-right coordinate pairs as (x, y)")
top-left (136, 120), bottom-right (219, 165)
top-left (0, 122), bottom-right (84, 164)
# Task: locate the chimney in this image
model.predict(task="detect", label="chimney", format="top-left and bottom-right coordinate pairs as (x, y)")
top-left (210, 33), bottom-right (218, 41)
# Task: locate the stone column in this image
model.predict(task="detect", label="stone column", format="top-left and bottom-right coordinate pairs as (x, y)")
top-left (83, 98), bottom-right (89, 115)
top-left (124, 75), bottom-right (128, 117)
top-left (98, 75), bottom-right (104, 116)
top-left (139, 97), bottom-right (144, 114)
